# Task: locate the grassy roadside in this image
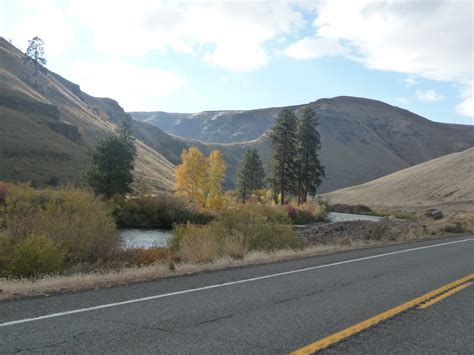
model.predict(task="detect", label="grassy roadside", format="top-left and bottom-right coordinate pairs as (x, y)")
top-left (0, 232), bottom-right (468, 301)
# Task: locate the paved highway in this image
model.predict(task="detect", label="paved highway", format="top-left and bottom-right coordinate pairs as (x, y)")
top-left (1, 236), bottom-right (473, 354)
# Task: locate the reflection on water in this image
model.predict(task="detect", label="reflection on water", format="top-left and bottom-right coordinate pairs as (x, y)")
top-left (119, 229), bottom-right (172, 249)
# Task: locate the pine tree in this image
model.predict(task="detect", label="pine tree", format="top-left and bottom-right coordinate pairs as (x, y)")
top-left (296, 107), bottom-right (325, 204)
top-left (85, 117), bottom-right (137, 198)
top-left (207, 150), bottom-right (226, 209)
top-left (25, 37), bottom-right (47, 83)
top-left (236, 149), bottom-right (266, 203)
top-left (268, 109), bottom-right (298, 205)
top-left (175, 147), bottom-right (209, 205)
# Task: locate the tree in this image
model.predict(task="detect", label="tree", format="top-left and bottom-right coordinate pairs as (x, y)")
top-left (296, 107), bottom-right (325, 204)
top-left (85, 118), bottom-right (137, 198)
top-left (268, 109), bottom-right (298, 204)
top-left (175, 147), bottom-right (208, 205)
top-left (25, 37), bottom-right (47, 81)
top-left (236, 149), bottom-right (266, 203)
top-left (206, 150), bottom-right (226, 209)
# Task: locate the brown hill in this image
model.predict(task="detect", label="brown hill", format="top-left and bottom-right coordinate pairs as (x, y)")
top-left (0, 37), bottom-right (174, 190)
top-left (325, 148), bottom-right (474, 211)
top-left (132, 97), bottom-right (474, 192)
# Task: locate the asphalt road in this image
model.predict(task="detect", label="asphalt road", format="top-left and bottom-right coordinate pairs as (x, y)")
top-left (1, 236), bottom-right (473, 354)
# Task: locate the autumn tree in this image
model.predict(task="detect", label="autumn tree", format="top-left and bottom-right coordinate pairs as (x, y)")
top-left (85, 116), bottom-right (137, 198)
top-left (25, 37), bottom-right (47, 83)
top-left (268, 109), bottom-right (298, 204)
top-left (296, 107), bottom-right (325, 204)
top-left (206, 150), bottom-right (226, 209)
top-left (236, 149), bottom-right (266, 203)
top-left (175, 147), bottom-right (208, 205)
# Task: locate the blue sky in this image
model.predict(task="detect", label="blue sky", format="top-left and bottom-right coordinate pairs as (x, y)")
top-left (1, 0), bottom-right (472, 124)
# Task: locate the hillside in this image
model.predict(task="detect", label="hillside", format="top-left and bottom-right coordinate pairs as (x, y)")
top-left (0, 37), bottom-right (175, 190)
top-left (325, 148), bottom-right (474, 210)
top-left (132, 97), bottom-right (474, 192)
top-left (2, 35), bottom-right (473, 194)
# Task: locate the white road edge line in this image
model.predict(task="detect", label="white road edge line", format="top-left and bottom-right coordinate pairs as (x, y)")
top-left (1, 237), bottom-right (473, 327)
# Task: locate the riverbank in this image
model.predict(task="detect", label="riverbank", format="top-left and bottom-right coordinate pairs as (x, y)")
top-left (1, 225), bottom-right (469, 300)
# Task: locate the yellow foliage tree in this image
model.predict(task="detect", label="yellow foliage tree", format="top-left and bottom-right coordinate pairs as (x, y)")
top-left (206, 150), bottom-right (226, 209)
top-left (175, 147), bottom-right (208, 205)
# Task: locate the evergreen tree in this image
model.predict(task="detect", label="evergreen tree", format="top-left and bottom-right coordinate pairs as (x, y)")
top-left (236, 149), bottom-right (266, 203)
top-left (85, 117), bottom-right (137, 198)
top-left (268, 109), bottom-right (298, 204)
top-left (25, 37), bottom-right (47, 81)
top-left (296, 107), bottom-right (325, 204)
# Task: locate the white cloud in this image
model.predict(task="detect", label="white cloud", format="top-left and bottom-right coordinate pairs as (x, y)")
top-left (284, 37), bottom-right (348, 60)
top-left (415, 90), bottom-right (444, 103)
top-left (404, 77), bottom-right (418, 87)
top-left (312, 0), bottom-right (472, 83)
top-left (69, 60), bottom-right (185, 111)
top-left (456, 84), bottom-right (474, 117)
top-left (285, 0), bottom-right (473, 117)
top-left (391, 97), bottom-right (410, 105)
top-left (67, 0), bottom-right (304, 71)
top-left (5, 0), bottom-right (74, 55)
top-left (456, 97), bottom-right (474, 118)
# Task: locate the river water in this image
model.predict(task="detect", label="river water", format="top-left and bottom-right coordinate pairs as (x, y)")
top-left (119, 229), bottom-right (173, 249)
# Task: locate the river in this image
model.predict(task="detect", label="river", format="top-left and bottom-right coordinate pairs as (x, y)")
top-left (119, 229), bottom-right (173, 249)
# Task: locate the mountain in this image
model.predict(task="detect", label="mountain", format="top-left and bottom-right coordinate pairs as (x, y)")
top-left (131, 97), bottom-right (474, 192)
top-left (2, 35), bottom-right (473, 194)
top-left (324, 148), bottom-right (474, 210)
top-left (0, 37), bottom-right (175, 190)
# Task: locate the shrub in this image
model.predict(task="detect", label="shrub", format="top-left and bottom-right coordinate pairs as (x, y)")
top-left (169, 205), bottom-right (304, 263)
top-left (114, 193), bottom-right (213, 229)
top-left (0, 232), bottom-right (14, 277)
top-left (4, 184), bottom-right (120, 265)
top-left (283, 200), bottom-right (328, 225)
top-left (7, 234), bottom-right (65, 278)
top-left (0, 181), bottom-right (8, 204)
top-left (330, 203), bottom-right (373, 215)
top-left (123, 247), bottom-right (170, 266)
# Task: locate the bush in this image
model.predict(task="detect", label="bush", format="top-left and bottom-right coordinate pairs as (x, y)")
top-left (169, 205), bottom-right (304, 263)
top-left (114, 193), bottom-right (213, 229)
top-left (0, 181), bottom-right (8, 204)
top-left (330, 203), bottom-right (373, 215)
top-left (284, 200), bottom-right (328, 225)
top-left (4, 184), bottom-right (120, 265)
top-left (7, 234), bottom-right (65, 278)
top-left (123, 247), bottom-right (171, 266)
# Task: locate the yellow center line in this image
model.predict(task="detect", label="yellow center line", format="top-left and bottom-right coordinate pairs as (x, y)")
top-left (419, 282), bottom-right (472, 309)
top-left (291, 273), bottom-right (474, 355)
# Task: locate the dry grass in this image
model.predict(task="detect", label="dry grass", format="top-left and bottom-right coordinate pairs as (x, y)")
top-left (0, 245), bottom-right (345, 299)
top-left (325, 148), bottom-right (474, 210)
top-left (0, 231), bottom-right (463, 300)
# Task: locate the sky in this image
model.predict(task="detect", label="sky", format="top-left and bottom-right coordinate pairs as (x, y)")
top-left (1, 0), bottom-right (473, 124)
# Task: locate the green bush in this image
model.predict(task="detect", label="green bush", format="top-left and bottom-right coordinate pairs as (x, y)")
top-left (114, 193), bottom-right (213, 229)
top-left (7, 234), bottom-right (65, 278)
top-left (169, 205), bottom-right (304, 262)
top-left (4, 184), bottom-right (120, 265)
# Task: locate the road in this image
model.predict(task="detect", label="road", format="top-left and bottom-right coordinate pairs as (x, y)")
top-left (1, 236), bottom-right (473, 354)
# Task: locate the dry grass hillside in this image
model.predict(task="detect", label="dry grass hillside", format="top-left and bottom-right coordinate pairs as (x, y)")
top-left (133, 97), bottom-right (474, 193)
top-left (0, 37), bottom-right (174, 189)
top-left (325, 148), bottom-right (474, 211)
